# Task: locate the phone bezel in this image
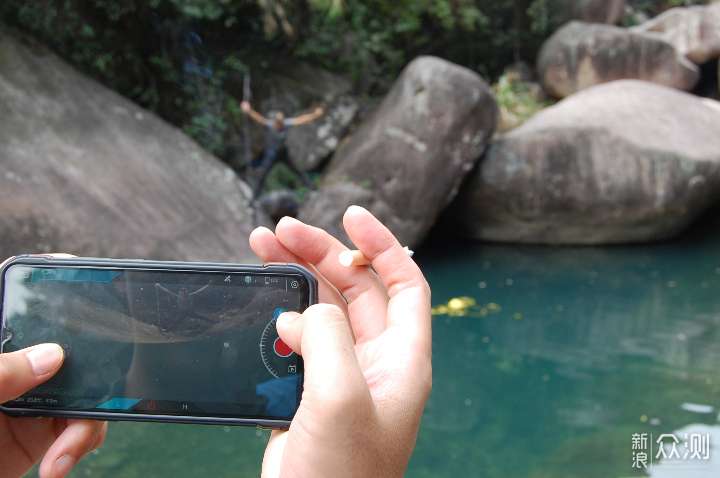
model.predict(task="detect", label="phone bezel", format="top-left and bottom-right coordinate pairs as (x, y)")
top-left (0, 255), bottom-right (317, 429)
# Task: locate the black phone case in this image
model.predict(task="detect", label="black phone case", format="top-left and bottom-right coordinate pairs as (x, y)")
top-left (0, 255), bottom-right (317, 429)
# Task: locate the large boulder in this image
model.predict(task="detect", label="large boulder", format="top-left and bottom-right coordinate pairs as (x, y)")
top-left (298, 183), bottom-right (374, 245)
top-left (0, 25), bottom-right (259, 262)
top-left (632, 2), bottom-right (720, 66)
top-left (538, 21), bottom-right (700, 99)
top-left (287, 95), bottom-right (359, 171)
top-left (298, 56), bottom-right (498, 248)
top-left (447, 80), bottom-right (720, 245)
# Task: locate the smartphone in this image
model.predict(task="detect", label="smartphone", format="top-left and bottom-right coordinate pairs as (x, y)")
top-left (0, 255), bottom-right (316, 429)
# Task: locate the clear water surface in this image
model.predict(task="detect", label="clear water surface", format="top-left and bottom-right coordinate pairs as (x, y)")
top-left (26, 217), bottom-right (720, 478)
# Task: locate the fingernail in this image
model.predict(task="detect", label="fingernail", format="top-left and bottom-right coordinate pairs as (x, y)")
top-left (277, 312), bottom-right (300, 325)
top-left (346, 205), bottom-right (368, 214)
top-left (51, 455), bottom-right (76, 478)
top-left (26, 344), bottom-right (64, 376)
top-left (278, 216), bottom-right (301, 226)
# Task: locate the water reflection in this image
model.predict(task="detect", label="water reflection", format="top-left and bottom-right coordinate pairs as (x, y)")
top-left (410, 232), bottom-right (720, 477)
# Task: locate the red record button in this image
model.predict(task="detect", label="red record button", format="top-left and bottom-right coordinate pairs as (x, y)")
top-left (273, 337), bottom-right (293, 357)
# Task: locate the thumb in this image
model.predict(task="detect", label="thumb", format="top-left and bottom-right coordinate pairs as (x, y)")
top-left (277, 305), bottom-right (368, 405)
top-left (0, 344), bottom-right (65, 403)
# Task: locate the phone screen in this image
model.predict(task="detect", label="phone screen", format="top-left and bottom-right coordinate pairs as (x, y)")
top-left (0, 263), bottom-right (309, 423)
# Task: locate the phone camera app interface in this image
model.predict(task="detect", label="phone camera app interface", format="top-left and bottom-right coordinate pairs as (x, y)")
top-left (1, 265), bottom-right (308, 420)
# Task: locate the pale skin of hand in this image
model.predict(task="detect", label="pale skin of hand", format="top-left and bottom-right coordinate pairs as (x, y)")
top-left (0, 344), bottom-right (107, 478)
top-left (0, 254), bottom-right (107, 478)
top-left (249, 205), bottom-right (432, 478)
top-left (240, 101), bottom-right (323, 126)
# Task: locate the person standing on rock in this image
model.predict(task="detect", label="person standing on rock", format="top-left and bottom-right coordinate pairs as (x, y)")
top-left (241, 101), bottom-right (323, 198)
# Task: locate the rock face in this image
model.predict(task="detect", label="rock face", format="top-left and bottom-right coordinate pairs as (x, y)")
top-left (256, 189), bottom-right (299, 223)
top-left (538, 21), bottom-right (700, 98)
top-left (298, 183), bottom-right (374, 245)
top-left (256, 59), bottom-right (353, 115)
top-left (298, 56), bottom-right (498, 248)
top-left (569, 0), bottom-right (625, 24)
top-left (0, 25), bottom-right (259, 262)
top-left (287, 95), bottom-right (359, 171)
top-left (448, 80), bottom-right (720, 245)
top-left (243, 60), bottom-right (357, 172)
top-left (632, 2), bottom-right (720, 66)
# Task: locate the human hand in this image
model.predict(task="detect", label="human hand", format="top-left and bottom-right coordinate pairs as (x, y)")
top-left (249, 206), bottom-right (432, 478)
top-left (313, 107), bottom-right (323, 116)
top-left (0, 344), bottom-right (107, 478)
top-left (241, 101), bottom-right (251, 113)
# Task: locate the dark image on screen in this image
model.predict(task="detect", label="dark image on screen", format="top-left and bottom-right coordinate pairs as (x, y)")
top-left (0, 265), bottom-right (307, 420)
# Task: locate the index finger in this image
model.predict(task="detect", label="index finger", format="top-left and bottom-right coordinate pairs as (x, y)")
top-left (249, 226), bottom-right (350, 313)
top-left (272, 216), bottom-right (391, 343)
top-left (343, 206), bottom-right (431, 335)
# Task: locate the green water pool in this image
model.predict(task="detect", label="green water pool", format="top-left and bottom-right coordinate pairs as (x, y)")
top-left (26, 221), bottom-right (720, 477)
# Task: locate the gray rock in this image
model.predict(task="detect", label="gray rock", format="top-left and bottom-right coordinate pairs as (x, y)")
top-left (538, 21), bottom-right (700, 98)
top-left (256, 59), bottom-right (353, 115)
top-left (0, 25), bottom-right (259, 262)
top-left (299, 56), bottom-right (498, 248)
top-left (569, 0), bottom-right (625, 24)
top-left (448, 80), bottom-right (720, 245)
top-left (298, 183), bottom-right (374, 246)
top-left (256, 189), bottom-right (299, 222)
top-left (236, 59), bottom-right (355, 169)
top-left (632, 2), bottom-right (720, 65)
top-left (287, 95), bottom-right (359, 171)
top-left (623, 4), bottom-right (650, 25)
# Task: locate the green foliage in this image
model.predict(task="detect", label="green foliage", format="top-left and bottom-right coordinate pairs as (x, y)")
top-left (527, 0), bottom-right (550, 34)
top-left (253, 162), bottom-right (320, 202)
top-left (295, 0), bottom-right (486, 92)
top-left (623, 0), bottom-right (711, 25)
top-left (167, 0), bottom-right (233, 20)
top-left (628, 0), bottom-right (712, 15)
top-left (492, 69), bottom-right (555, 134)
top-left (0, 0), bottom-right (262, 159)
top-left (1, 0), bottom-right (713, 169)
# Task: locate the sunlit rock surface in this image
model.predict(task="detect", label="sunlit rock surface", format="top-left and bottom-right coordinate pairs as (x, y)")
top-left (447, 80), bottom-right (720, 245)
top-left (0, 25), bottom-right (258, 262)
top-left (538, 21), bottom-right (700, 99)
top-left (299, 56), bottom-right (498, 249)
top-left (632, 2), bottom-right (720, 66)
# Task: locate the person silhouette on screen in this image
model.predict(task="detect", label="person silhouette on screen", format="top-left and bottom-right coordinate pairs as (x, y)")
top-left (154, 280), bottom-right (217, 332)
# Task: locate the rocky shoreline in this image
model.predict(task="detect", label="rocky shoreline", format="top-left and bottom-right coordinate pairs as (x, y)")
top-left (2, 1), bottom-right (720, 257)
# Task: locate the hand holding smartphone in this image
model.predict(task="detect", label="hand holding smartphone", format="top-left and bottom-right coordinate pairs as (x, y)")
top-left (0, 255), bottom-right (316, 429)
top-left (0, 205), bottom-right (432, 478)
top-left (250, 208), bottom-right (433, 478)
